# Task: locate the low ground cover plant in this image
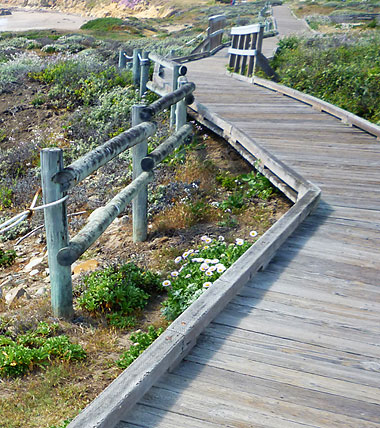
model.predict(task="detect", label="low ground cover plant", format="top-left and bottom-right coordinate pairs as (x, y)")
top-left (0, 322), bottom-right (86, 378)
top-left (271, 33), bottom-right (380, 124)
top-left (77, 263), bottom-right (161, 328)
top-left (117, 325), bottom-right (164, 368)
top-left (161, 232), bottom-right (258, 320)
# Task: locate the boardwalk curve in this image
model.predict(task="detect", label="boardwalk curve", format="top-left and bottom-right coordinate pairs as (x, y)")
top-left (68, 6), bottom-right (380, 428)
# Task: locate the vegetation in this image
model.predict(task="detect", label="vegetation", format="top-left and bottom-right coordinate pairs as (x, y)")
top-left (117, 325), bottom-right (164, 368)
top-left (161, 233), bottom-right (257, 320)
top-left (271, 33), bottom-right (380, 124)
top-left (77, 263), bottom-right (160, 328)
top-left (0, 249), bottom-right (16, 268)
top-left (0, 322), bottom-right (86, 378)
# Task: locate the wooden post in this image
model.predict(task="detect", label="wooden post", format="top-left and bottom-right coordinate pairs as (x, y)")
top-left (132, 48), bottom-right (142, 87)
top-left (118, 50), bottom-right (127, 69)
top-left (170, 64), bottom-right (180, 128)
top-left (40, 148), bottom-right (73, 319)
top-left (176, 76), bottom-right (188, 131)
top-left (140, 51), bottom-right (150, 98)
top-left (132, 105), bottom-right (148, 242)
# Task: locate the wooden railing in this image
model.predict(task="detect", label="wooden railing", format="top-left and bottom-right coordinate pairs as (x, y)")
top-left (41, 72), bottom-right (195, 318)
top-left (228, 23), bottom-right (277, 79)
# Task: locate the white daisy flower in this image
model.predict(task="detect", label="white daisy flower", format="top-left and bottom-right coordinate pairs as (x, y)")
top-left (174, 256), bottom-right (182, 264)
top-left (218, 235), bottom-right (225, 241)
top-left (236, 238), bottom-right (244, 246)
top-left (201, 235), bottom-right (209, 242)
top-left (171, 271), bottom-right (179, 277)
top-left (200, 263), bottom-right (209, 272)
top-left (205, 270), bottom-right (214, 276)
top-left (203, 282), bottom-right (212, 288)
top-left (216, 264), bottom-right (226, 273)
top-left (250, 230), bottom-right (258, 238)
top-left (162, 280), bottom-right (171, 287)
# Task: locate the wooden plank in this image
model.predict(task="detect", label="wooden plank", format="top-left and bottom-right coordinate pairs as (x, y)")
top-left (139, 383), bottom-right (330, 428)
top-left (186, 345), bottom-right (380, 405)
top-left (203, 322), bottom-right (380, 370)
top-left (175, 360), bottom-right (380, 424)
top-left (232, 292), bottom-right (380, 331)
top-left (194, 333), bottom-right (380, 388)
top-left (120, 403), bottom-right (226, 428)
top-left (223, 300), bottom-right (380, 345)
top-left (212, 309), bottom-right (380, 359)
top-left (155, 372), bottom-right (380, 428)
top-left (241, 276), bottom-right (380, 316)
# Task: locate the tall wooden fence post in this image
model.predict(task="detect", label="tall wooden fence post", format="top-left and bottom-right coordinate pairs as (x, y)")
top-left (132, 105), bottom-right (148, 242)
top-left (132, 48), bottom-right (142, 87)
top-left (170, 64), bottom-right (180, 128)
top-left (119, 50), bottom-right (127, 69)
top-left (176, 76), bottom-right (188, 131)
top-left (140, 51), bottom-right (150, 98)
top-left (40, 148), bottom-right (73, 319)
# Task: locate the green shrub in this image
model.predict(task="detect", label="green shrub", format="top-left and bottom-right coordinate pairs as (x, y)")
top-left (116, 325), bottom-right (164, 369)
top-left (161, 234), bottom-right (258, 320)
top-left (77, 263), bottom-right (160, 327)
top-left (81, 18), bottom-right (124, 31)
top-left (0, 322), bottom-right (86, 378)
top-left (271, 34), bottom-right (380, 123)
top-left (0, 249), bottom-right (17, 268)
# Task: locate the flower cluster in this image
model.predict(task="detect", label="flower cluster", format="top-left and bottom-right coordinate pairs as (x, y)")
top-left (161, 232), bottom-right (258, 320)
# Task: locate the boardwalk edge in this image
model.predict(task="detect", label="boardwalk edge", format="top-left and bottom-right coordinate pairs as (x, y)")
top-left (67, 101), bottom-right (321, 428)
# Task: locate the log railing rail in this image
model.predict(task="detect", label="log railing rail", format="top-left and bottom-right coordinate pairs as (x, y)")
top-left (41, 73), bottom-right (195, 318)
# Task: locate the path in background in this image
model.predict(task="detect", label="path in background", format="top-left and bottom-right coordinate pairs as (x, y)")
top-left (0, 8), bottom-right (91, 31)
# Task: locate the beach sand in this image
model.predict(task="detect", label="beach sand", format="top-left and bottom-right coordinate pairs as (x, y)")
top-left (0, 7), bottom-right (92, 31)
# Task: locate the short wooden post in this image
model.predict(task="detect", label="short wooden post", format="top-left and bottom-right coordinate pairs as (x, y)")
top-left (132, 105), bottom-right (148, 242)
top-left (140, 51), bottom-right (150, 98)
top-left (40, 148), bottom-right (73, 319)
top-left (170, 64), bottom-right (180, 128)
top-left (132, 48), bottom-right (142, 86)
top-left (118, 50), bottom-right (127, 69)
top-left (176, 76), bottom-right (188, 131)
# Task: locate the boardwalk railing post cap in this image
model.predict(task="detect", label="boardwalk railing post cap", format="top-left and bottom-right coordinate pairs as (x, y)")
top-left (179, 65), bottom-right (187, 76)
top-left (141, 156), bottom-right (155, 171)
top-left (185, 94), bottom-right (195, 105)
top-left (140, 107), bottom-right (153, 121)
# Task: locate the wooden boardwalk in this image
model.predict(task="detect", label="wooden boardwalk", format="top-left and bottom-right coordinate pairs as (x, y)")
top-left (116, 33), bottom-right (380, 428)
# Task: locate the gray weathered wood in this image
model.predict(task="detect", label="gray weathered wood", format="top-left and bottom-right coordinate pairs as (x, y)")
top-left (132, 105), bottom-right (148, 242)
top-left (132, 48), bottom-right (142, 86)
top-left (141, 123), bottom-right (193, 171)
top-left (176, 76), bottom-right (188, 131)
top-left (57, 171), bottom-right (153, 266)
top-left (53, 122), bottom-right (156, 192)
top-left (40, 149), bottom-right (73, 318)
top-left (139, 51), bottom-right (150, 97)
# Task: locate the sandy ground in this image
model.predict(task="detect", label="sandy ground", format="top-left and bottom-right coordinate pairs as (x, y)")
top-left (0, 7), bottom-right (92, 31)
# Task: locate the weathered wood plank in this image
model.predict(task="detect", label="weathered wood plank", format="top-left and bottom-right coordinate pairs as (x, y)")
top-left (186, 346), bottom-right (380, 405)
top-left (194, 333), bottom-right (380, 387)
top-left (213, 309), bottom-right (380, 359)
top-left (175, 360), bottom-right (380, 423)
